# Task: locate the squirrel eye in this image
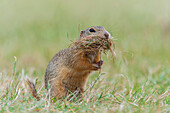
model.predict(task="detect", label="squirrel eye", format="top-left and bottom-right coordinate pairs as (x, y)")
top-left (89, 28), bottom-right (96, 32)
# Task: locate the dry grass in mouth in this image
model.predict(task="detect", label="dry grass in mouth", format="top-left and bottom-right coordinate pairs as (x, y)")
top-left (70, 36), bottom-right (116, 62)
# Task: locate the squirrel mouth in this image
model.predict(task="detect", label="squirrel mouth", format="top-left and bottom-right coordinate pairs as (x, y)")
top-left (70, 34), bottom-right (115, 63)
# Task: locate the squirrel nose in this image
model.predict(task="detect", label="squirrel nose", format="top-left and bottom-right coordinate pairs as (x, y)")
top-left (104, 32), bottom-right (109, 39)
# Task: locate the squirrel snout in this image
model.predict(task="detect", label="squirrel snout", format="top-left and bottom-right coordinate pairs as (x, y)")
top-left (104, 32), bottom-right (109, 39)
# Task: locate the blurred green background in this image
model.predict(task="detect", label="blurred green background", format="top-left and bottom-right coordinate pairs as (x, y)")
top-left (0, 0), bottom-right (170, 81)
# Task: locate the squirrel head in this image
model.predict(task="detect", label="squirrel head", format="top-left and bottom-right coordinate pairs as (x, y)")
top-left (79, 26), bottom-right (110, 39)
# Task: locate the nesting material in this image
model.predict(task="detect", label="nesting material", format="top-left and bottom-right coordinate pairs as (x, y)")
top-left (70, 36), bottom-right (116, 63)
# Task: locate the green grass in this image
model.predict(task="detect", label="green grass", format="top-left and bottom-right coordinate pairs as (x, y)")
top-left (0, 0), bottom-right (170, 112)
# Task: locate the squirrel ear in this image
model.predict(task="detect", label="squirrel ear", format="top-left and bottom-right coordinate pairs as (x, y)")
top-left (80, 30), bottom-right (85, 38)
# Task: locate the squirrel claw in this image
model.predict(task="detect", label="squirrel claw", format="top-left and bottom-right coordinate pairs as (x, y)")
top-left (92, 64), bottom-right (100, 70)
top-left (92, 60), bottom-right (103, 70)
top-left (96, 60), bottom-right (103, 66)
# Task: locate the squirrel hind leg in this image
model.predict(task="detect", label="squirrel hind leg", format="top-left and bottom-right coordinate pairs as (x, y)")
top-left (26, 79), bottom-right (40, 101)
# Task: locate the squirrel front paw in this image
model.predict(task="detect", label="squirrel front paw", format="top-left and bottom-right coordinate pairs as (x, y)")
top-left (91, 64), bottom-right (100, 70)
top-left (96, 60), bottom-right (103, 67)
top-left (91, 60), bottom-right (103, 70)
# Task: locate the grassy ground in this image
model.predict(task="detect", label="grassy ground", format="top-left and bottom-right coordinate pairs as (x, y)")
top-left (0, 0), bottom-right (170, 112)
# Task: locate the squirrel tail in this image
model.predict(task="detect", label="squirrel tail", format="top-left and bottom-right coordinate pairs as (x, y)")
top-left (26, 79), bottom-right (40, 101)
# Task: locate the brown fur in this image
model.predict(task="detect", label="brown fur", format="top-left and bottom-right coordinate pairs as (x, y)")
top-left (44, 47), bottom-right (101, 99)
top-left (27, 26), bottom-right (110, 100)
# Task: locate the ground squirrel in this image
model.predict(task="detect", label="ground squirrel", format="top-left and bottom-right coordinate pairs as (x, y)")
top-left (27, 26), bottom-right (111, 101)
